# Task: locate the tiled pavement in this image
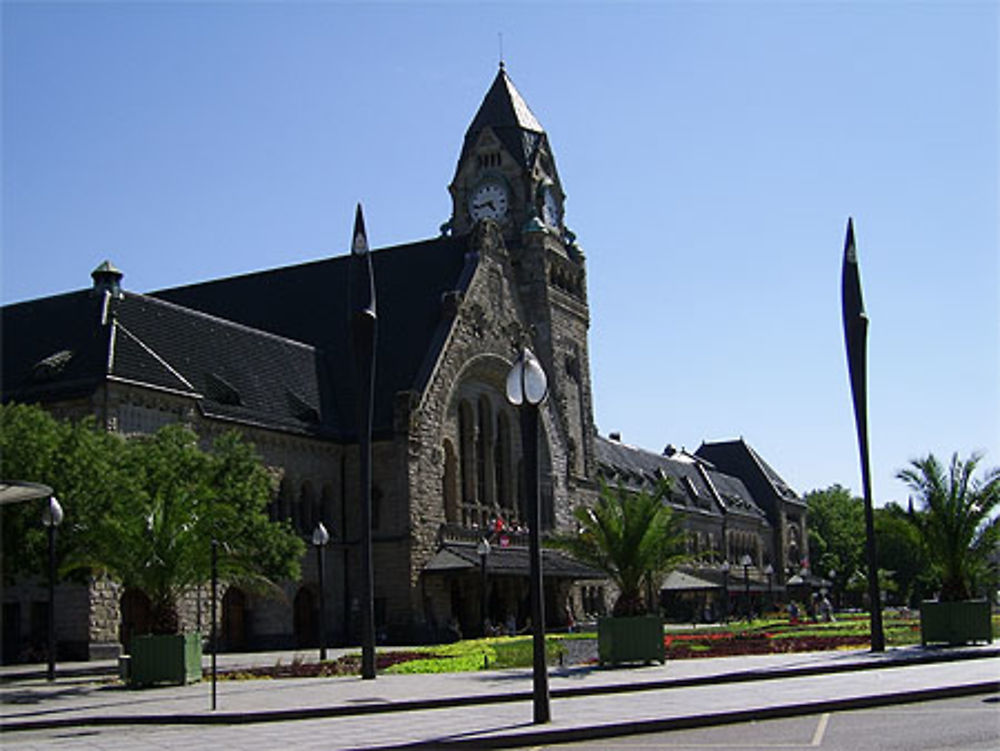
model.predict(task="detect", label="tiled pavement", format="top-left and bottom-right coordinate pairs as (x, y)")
top-left (2, 644), bottom-right (997, 749)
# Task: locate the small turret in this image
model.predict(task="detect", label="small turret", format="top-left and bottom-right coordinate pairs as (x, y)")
top-left (91, 260), bottom-right (123, 299)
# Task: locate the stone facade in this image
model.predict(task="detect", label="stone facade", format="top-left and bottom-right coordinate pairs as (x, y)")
top-left (2, 66), bottom-right (808, 660)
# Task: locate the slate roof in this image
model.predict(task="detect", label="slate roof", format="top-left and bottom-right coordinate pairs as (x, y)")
top-left (594, 435), bottom-right (766, 520)
top-left (2, 288), bottom-right (331, 436)
top-left (695, 439), bottom-right (805, 508)
top-left (153, 233), bottom-right (476, 438)
top-left (2, 291), bottom-right (113, 404)
top-left (459, 65), bottom-right (547, 169)
top-left (424, 541), bottom-right (603, 580)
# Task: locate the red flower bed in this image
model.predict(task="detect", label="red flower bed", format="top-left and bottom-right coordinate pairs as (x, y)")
top-left (664, 632), bottom-right (870, 659)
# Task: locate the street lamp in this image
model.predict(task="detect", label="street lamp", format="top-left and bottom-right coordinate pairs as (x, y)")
top-left (477, 537), bottom-right (491, 636)
top-left (720, 560), bottom-right (731, 622)
top-left (41, 496), bottom-right (63, 682)
top-left (828, 568), bottom-right (837, 613)
top-left (313, 522), bottom-right (330, 661)
top-left (800, 564), bottom-right (813, 620)
top-left (506, 346), bottom-right (550, 725)
top-left (763, 563), bottom-right (774, 614)
top-left (349, 204), bottom-right (378, 679)
top-left (740, 554), bottom-right (753, 622)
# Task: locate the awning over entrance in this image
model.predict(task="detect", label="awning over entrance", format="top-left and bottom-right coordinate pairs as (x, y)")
top-left (661, 567), bottom-right (785, 594)
top-left (424, 542), bottom-right (602, 580)
top-left (662, 569), bottom-right (718, 591)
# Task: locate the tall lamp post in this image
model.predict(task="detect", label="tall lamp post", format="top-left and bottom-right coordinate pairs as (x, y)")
top-left (41, 496), bottom-right (64, 682)
top-left (477, 537), bottom-right (491, 637)
top-left (763, 563), bottom-right (774, 614)
top-left (841, 218), bottom-right (885, 652)
top-left (350, 204), bottom-right (378, 679)
top-left (720, 560), bottom-right (730, 623)
top-left (506, 346), bottom-right (550, 725)
top-left (313, 522), bottom-right (330, 661)
top-left (740, 554), bottom-right (753, 622)
top-left (828, 568), bottom-right (837, 613)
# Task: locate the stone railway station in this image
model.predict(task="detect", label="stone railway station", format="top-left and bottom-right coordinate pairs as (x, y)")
top-left (1, 66), bottom-right (808, 663)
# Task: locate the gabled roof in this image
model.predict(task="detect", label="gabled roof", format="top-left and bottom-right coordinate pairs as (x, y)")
top-left (695, 438), bottom-right (805, 508)
top-left (459, 65), bottom-right (547, 169)
top-left (153, 234), bottom-right (475, 438)
top-left (2, 288), bottom-right (332, 436)
top-left (594, 435), bottom-right (766, 520)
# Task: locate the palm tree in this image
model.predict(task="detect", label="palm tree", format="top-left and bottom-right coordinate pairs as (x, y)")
top-left (555, 479), bottom-right (688, 617)
top-left (897, 452), bottom-right (1000, 602)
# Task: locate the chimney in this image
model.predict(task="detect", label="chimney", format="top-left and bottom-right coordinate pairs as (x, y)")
top-left (609, 431), bottom-right (621, 442)
top-left (663, 444), bottom-right (677, 457)
top-left (91, 260), bottom-right (123, 299)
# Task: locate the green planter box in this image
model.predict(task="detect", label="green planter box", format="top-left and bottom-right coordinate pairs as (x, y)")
top-left (920, 600), bottom-right (992, 646)
top-left (598, 615), bottom-right (665, 665)
top-left (129, 633), bottom-right (202, 687)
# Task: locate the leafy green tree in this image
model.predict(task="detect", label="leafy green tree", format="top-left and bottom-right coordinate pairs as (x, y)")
top-left (873, 503), bottom-right (935, 607)
top-left (897, 452), bottom-right (1000, 601)
top-left (1, 403), bottom-right (129, 583)
top-left (1, 404), bottom-right (305, 635)
top-left (554, 480), bottom-right (688, 617)
top-left (804, 485), bottom-right (865, 590)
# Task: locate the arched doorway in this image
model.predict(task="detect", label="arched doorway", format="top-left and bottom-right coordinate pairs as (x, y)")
top-left (222, 587), bottom-right (248, 652)
top-left (293, 587), bottom-right (317, 647)
top-left (119, 588), bottom-right (151, 653)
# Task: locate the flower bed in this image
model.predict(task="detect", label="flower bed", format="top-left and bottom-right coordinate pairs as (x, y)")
top-left (663, 630), bottom-right (870, 658)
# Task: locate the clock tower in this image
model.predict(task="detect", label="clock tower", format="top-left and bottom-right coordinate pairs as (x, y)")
top-left (448, 64), bottom-right (596, 489)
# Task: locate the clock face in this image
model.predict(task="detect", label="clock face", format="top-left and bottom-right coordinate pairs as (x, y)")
top-left (469, 181), bottom-right (509, 222)
top-left (541, 187), bottom-right (560, 227)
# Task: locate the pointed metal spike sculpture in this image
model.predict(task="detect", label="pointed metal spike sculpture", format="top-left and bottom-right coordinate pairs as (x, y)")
top-left (841, 217), bottom-right (885, 652)
top-left (350, 203), bottom-right (378, 678)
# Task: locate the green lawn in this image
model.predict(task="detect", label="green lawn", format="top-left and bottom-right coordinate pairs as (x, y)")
top-left (216, 611), bottom-right (996, 679)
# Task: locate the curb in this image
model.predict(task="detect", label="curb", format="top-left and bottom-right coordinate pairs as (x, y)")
top-left (2, 647), bottom-right (997, 733)
top-left (372, 680), bottom-right (1000, 750)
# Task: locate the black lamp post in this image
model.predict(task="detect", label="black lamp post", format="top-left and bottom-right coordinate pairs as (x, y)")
top-left (841, 218), bottom-right (885, 652)
top-left (828, 568), bottom-right (837, 613)
top-left (720, 560), bottom-right (730, 623)
top-left (350, 204), bottom-right (378, 679)
top-left (211, 537), bottom-right (218, 710)
top-left (313, 522), bottom-right (330, 661)
top-left (740, 554), bottom-right (753, 622)
top-left (41, 496), bottom-right (63, 682)
top-left (477, 537), bottom-right (491, 637)
top-left (764, 563), bottom-right (774, 614)
top-left (506, 346), bottom-right (550, 725)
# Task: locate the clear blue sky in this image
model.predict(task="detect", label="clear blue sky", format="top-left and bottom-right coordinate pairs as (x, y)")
top-left (3, 1), bottom-right (997, 506)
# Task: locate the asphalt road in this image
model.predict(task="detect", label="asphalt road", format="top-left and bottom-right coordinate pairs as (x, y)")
top-left (524, 693), bottom-right (1000, 750)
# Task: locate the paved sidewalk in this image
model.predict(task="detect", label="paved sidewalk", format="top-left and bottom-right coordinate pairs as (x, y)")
top-left (2, 645), bottom-right (998, 749)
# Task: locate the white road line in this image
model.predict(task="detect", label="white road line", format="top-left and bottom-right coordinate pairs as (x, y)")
top-left (811, 712), bottom-right (831, 747)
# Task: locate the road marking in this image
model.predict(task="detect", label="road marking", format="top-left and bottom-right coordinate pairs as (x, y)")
top-left (811, 712), bottom-right (830, 746)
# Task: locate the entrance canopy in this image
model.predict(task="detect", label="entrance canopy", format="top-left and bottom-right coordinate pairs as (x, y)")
top-left (424, 542), bottom-right (601, 580)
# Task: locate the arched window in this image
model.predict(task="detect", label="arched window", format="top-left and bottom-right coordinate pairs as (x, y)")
top-left (299, 482), bottom-right (316, 535)
top-left (494, 411), bottom-right (512, 516)
top-left (321, 484), bottom-right (335, 532)
top-left (443, 440), bottom-right (459, 523)
top-left (476, 397), bottom-right (491, 508)
top-left (459, 400), bottom-right (475, 506)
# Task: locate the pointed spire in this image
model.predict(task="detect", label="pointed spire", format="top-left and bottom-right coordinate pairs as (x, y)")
top-left (467, 64), bottom-right (544, 136)
top-left (351, 203), bottom-right (369, 256)
top-left (459, 65), bottom-right (545, 169)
